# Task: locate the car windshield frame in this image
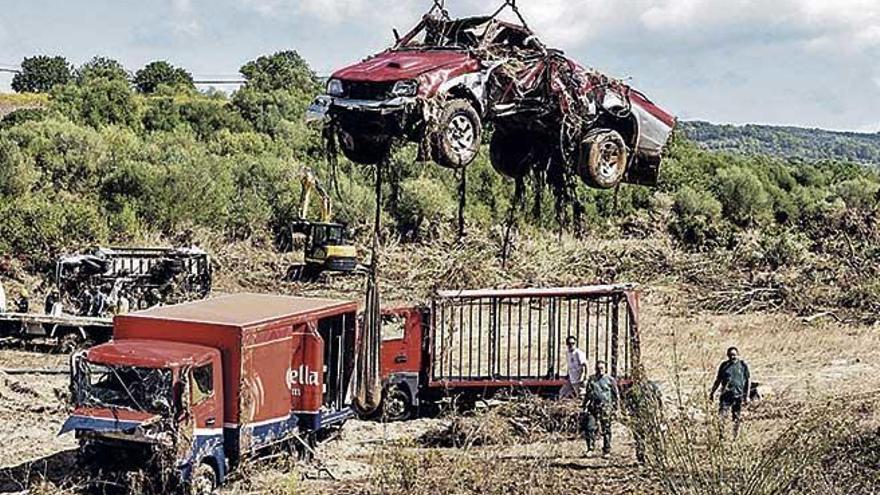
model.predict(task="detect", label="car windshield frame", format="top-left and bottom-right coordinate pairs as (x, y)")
top-left (74, 358), bottom-right (175, 415)
top-left (393, 16), bottom-right (495, 51)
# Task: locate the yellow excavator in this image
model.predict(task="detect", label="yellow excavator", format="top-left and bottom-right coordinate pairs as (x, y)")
top-left (283, 166), bottom-right (358, 280)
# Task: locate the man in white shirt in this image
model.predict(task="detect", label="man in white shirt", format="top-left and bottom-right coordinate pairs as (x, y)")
top-left (559, 335), bottom-right (588, 399)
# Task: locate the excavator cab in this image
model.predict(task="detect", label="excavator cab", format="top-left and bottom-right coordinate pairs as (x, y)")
top-left (291, 220), bottom-right (358, 274)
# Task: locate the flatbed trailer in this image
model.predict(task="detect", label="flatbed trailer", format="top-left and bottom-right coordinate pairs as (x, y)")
top-left (379, 284), bottom-right (641, 420)
top-left (0, 312), bottom-right (112, 350)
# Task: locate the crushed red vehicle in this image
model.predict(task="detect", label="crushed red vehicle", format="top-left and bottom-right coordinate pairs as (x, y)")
top-left (61, 294), bottom-right (361, 494)
top-left (308, 7), bottom-right (676, 189)
top-left (377, 284), bottom-right (642, 420)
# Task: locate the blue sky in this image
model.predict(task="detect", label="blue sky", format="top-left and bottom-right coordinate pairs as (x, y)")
top-left (0, 0), bottom-right (878, 132)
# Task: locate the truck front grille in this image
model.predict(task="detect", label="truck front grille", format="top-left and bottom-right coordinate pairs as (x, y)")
top-left (344, 81), bottom-right (394, 100)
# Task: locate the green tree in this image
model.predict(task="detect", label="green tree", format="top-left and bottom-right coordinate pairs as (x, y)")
top-left (76, 56), bottom-right (129, 84)
top-left (239, 50), bottom-right (320, 93)
top-left (133, 61), bottom-right (194, 94)
top-left (11, 55), bottom-right (72, 93)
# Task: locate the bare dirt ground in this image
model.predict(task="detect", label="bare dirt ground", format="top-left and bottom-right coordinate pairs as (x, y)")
top-left (1, 286), bottom-right (877, 494)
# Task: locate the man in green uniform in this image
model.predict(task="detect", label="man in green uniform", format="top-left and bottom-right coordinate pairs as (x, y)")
top-left (582, 360), bottom-right (619, 457)
top-left (710, 346), bottom-right (751, 438)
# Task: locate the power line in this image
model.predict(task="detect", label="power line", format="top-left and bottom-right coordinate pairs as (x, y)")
top-left (193, 79), bottom-right (244, 85)
top-left (0, 68), bottom-right (20, 74)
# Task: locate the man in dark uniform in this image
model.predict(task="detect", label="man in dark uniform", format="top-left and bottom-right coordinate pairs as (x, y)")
top-left (582, 360), bottom-right (619, 457)
top-left (710, 346), bottom-right (751, 438)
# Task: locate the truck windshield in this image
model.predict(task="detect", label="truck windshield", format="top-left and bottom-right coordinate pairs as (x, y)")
top-left (76, 360), bottom-right (174, 414)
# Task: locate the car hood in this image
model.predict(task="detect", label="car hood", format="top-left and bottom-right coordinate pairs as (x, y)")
top-left (332, 50), bottom-right (477, 82)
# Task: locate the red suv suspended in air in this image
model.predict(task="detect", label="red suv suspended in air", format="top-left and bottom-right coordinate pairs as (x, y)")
top-left (308, 9), bottom-right (676, 189)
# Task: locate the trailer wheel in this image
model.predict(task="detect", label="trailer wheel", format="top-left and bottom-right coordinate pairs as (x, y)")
top-left (382, 387), bottom-right (414, 422)
top-left (191, 462), bottom-right (217, 495)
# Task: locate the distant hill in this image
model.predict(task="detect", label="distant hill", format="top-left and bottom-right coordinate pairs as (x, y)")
top-left (680, 120), bottom-right (880, 166)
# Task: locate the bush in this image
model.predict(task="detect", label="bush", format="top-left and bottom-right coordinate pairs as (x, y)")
top-left (0, 107), bottom-right (48, 130)
top-left (713, 166), bottom-right (771, 226)
top-left (0, 137), bottom-right (38, 196)
top-left (178, 99), bottom-right (249, 139)
top-left (142, 97), bottom-right (182, 132)
top-left (51, 78), bottom-right (141, 128)
top-left (0, 192), bottom-right (109, 267)
top-left (11, 56), bottom-right (72, 93)
top-left (396, 176), bottom-right (456, 238)
top-left (834, 178), bottom-right (880, 210)
top-left (232, 87), bottom-right (310, 135)
top-left (670, 186), bottom-right (724, 247)
top-left (2, 118), bottom-right (108, 193)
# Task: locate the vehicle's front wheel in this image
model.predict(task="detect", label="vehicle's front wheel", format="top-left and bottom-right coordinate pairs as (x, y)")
top-left (431, 99), bottom-right (482, 168)
top-left (338, 129), bottom-right (393, 165)
top-left (578, 129), bottom-right (629, 189)
top-left (190, 462), bottom-right (218, 495)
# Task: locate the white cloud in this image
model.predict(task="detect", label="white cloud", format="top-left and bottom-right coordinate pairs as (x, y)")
top-left (170, 0), bottom-right (202, 37)
top-left (238, 0), bottom-right (416, 26)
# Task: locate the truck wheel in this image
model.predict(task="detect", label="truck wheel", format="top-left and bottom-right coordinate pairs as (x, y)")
top-left (578, 129), bottom-right (628, 189)
top-left (382, 387), bottom-right (414, 422)
top-left (338, 129), bottom-right (393, 165)
top-left (191, 462), bottom-right (217, 495)
top-left (431, 99), bottom-right (481, 168)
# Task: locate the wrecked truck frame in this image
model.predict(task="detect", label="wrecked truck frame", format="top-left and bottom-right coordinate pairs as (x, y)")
top-left (308, 3), bottom-right (676, 190)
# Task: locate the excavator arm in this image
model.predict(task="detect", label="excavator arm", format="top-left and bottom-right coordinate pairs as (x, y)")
top-left (299, 166), bottom-right (332, 223)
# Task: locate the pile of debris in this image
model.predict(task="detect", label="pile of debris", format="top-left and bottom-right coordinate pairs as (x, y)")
top-left (420, 396), bottom-right (581, 448)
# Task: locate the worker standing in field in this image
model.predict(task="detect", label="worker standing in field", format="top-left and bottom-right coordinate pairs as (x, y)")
top-left (583, 360), bottom-right (619, 457)
top-left (560, 335), bottom-right (588, 399)
top-left (710, 346), bottom-right (751, 438)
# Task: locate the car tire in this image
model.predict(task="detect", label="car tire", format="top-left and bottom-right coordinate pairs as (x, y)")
top-left (381, 386), bottom-right (414, 422)
top-left (338, 129), bottom-right (393, 165)
top-left (431, 99), bottom-right (482, 168)
top-left (489, 128), bottom-right (544, 179)
top-left (578, 129), bottom-right (628, 189)
top-left (190, 462), bottom-right (217, 495)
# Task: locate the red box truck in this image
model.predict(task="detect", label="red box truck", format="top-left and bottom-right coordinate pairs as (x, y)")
top-left (61, 293), bottom-right (359, 494)
top-left (378, 284), bottom-right (642, 420)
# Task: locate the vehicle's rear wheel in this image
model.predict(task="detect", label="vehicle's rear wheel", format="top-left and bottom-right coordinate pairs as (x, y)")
top-left (338, 129), bottom-right (393, 165)
top-left (382, 387), bottom-right (414, 422)
top-left (578, 129), bottom-right (628, 189)
top-left (190, 462), bottom-right (217, 495)
top-left (489, 128), bottom-right (544, 178)
top-left (431, 99), bottom-right (482, 168)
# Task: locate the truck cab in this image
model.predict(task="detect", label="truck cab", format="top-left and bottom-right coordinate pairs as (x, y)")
top-left (64, 340), bottom-right (226, 492)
